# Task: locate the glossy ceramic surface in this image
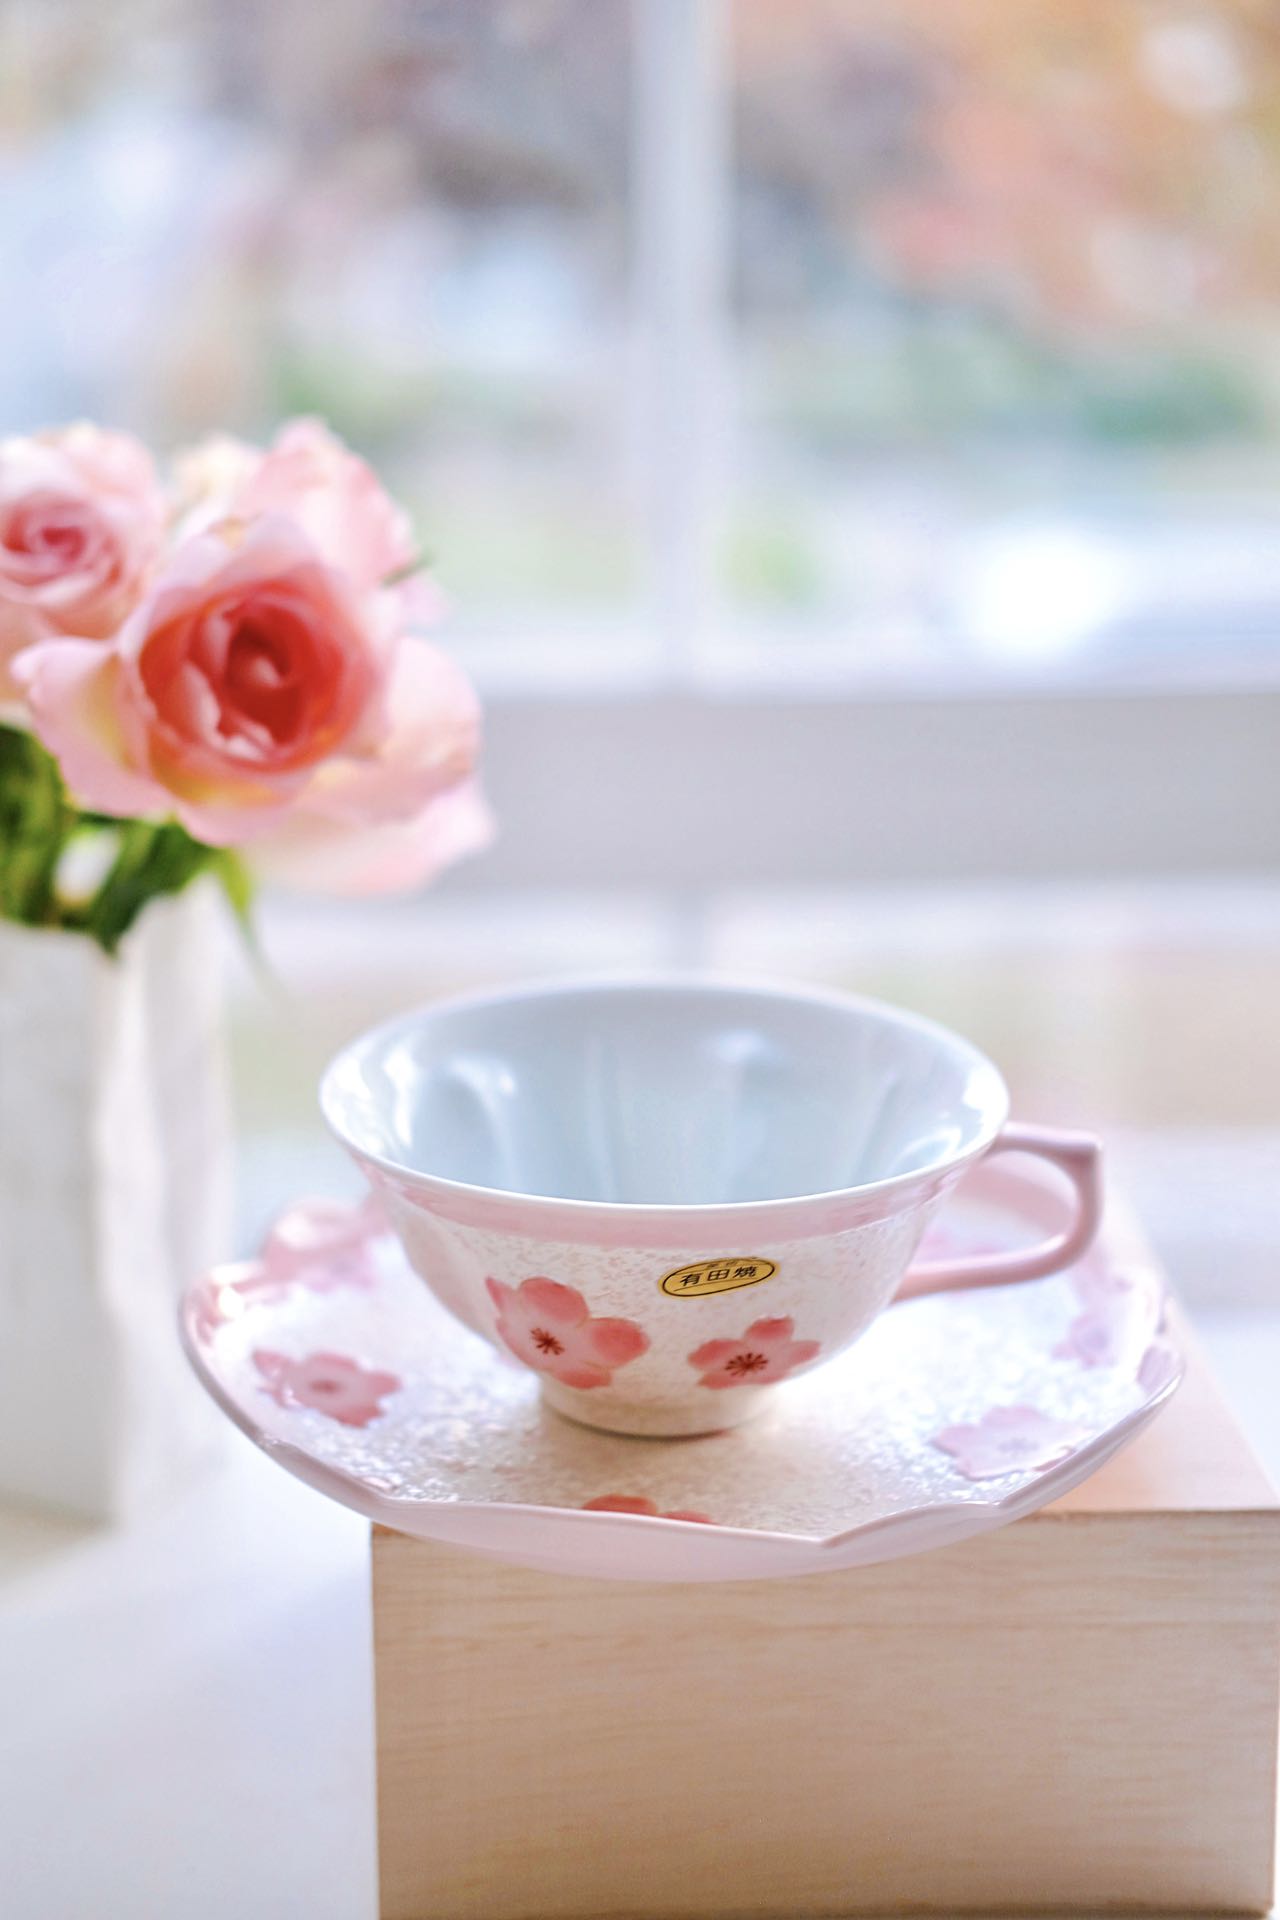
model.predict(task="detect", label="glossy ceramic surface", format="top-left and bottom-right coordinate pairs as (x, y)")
top-left (321, 976), bottom-right (1008, 1204)
top-left (181, 1159), bottom-right (1180, 1582)
top-left (320, 978), bottom-right (1102, 1435)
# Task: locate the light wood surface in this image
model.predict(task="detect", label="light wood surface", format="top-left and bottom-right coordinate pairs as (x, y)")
top-left (373, 1307), bottom-right (1280, 1919)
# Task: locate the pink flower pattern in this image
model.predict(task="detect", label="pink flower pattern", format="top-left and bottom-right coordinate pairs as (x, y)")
top-left (254, 1194), bottom-right (384, 1295)
top-left (188, 1279), bottom-right (226, 1347)
top-left (582, 1495), bottom-right (714, 1524)
top-left (1054, 1263), bottom-right (1160, 1370)
top-left (1137, 1341), bottom-right (1181, 1395)
top-left (688, 1315), bottom-right (821, 1390)
top-left (485, 1276), bottom-right (649, 1390)
top-left (933, 1404), bottom-right (1085, 1481)
top-left (188, 1198), bottom-right (386, 1344)
top-left (253, 1349), bottom-right (400, 1427)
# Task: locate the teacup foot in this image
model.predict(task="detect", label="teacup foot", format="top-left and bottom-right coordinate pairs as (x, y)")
top-left (539, 1378), bottom-right (771, 1439)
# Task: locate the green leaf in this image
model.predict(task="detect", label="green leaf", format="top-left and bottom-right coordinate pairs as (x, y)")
top-left (74, 820), bottom-right (217, 956)
top-left (0, 725), bottom-right (76, 928)
top-left (381, 552), bottom-right (430, 589)
top-left (1, 723), bottom-right (259, 957)
top-left (210, 847), bottom-right (269, 974)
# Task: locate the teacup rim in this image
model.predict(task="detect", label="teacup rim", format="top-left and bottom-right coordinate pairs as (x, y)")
top-left (321, 971), bottom-right (1011, 1216)
top-left (319, 972), bottom-right (1012, 1220)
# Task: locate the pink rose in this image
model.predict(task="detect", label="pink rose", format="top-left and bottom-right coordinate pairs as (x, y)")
top-left (171, 433), bottom-right (261, 527)
top-left (14, 517), bottom-right (485, 861)
top-left (0, 423), bottom-right (165, 701)
top-left (176, 417), bottom-right (442, 622)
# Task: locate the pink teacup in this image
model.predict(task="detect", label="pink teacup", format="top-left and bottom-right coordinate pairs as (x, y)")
top-left (321, 977), bottom-right (1101, 1437)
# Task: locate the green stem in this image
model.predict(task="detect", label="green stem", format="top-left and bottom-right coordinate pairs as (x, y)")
top-left (1, 724), bottom-right (255, 956)
top-left (0, 724), bottom-right (76, 926)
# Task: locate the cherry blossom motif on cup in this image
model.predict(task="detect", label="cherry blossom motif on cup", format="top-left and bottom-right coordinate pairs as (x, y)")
top-left (932, 1404), bottom-right (1086, 1481)
top-left (13, 417), bottom-right (492, 895)
top-left (582, 1495), bottom-right (714, 1524)
top-left (688, 1315), bottom-right (821, 1390)
top-left (485, 1275), bottom-right (649, 1391)
top-left (253, 1349), bottom-right (400, 1428)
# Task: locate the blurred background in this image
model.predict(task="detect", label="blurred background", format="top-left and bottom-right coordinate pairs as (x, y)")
top-left (3, 14), bottom-right (1280, 1918)
top-left (4, 0), bottom-right (1277, 1300)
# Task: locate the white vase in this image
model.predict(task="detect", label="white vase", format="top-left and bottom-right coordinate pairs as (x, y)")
top-left (0, 881), bottom-right (233, 1521)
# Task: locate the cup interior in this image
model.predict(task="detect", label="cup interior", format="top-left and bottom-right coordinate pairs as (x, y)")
top-left (322, 979), bottom-right (1007, 1208)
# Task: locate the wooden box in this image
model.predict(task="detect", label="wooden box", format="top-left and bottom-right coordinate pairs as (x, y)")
top-left (373, 1309), bottom-right (1280, 1919)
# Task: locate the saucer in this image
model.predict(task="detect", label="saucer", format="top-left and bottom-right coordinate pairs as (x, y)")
top-left (181, 1162), bottom-right (1182, 1583)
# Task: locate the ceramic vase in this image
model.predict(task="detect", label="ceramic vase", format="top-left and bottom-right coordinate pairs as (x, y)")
top-left (0, 881), bottom-right (232, 1521)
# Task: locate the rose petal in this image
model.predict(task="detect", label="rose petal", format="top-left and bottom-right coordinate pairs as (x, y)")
top-left (13, 638), bottom-right (168, 817)
top-left (172, 433), bottom-right (263, 535)
top-left (0, 425), bottom-right (165, 695)
top-left (249, 779), bottom-right (493, 895)
top-left (90, 518), bottom-right (388, 844)
top-left (234, 418), bottom-right (417, 592)
top-left (300, 637), bottom-right (482, 822)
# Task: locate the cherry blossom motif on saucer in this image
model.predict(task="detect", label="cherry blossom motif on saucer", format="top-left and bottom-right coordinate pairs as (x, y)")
top-left (181, 1163), bottom-right (1183, 1584)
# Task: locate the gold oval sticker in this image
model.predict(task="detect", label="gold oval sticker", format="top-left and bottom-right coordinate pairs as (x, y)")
top-left (660, 1257), bottom-right (777, 1299)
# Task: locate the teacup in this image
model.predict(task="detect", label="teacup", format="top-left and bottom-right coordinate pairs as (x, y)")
top-left (321, 977), bottom-right (1101, 1437)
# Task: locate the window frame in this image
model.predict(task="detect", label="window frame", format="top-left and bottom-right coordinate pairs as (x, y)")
top-left (450, 0), bottom-right (1279, 895)
top-left (457, 677), bottom-right (1280, 891)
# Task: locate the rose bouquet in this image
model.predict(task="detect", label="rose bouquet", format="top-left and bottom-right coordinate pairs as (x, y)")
top-left (0, 417), bottom-right (490, 951)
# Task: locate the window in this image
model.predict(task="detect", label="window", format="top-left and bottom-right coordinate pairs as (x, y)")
top-left (3, 0), bottom-right (1278, 892)
top-left (727, 1), bottom-right (1280, 679)
top-left (0, 0), bottom-right (638, 651)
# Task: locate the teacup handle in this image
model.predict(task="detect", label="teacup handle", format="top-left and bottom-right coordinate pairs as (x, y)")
top-left (895, 1122), bottom-right (1102, 1303)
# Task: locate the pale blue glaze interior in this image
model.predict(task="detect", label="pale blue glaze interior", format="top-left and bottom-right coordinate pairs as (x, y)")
top-left (322, 980), bottom-right (1007, 1207)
